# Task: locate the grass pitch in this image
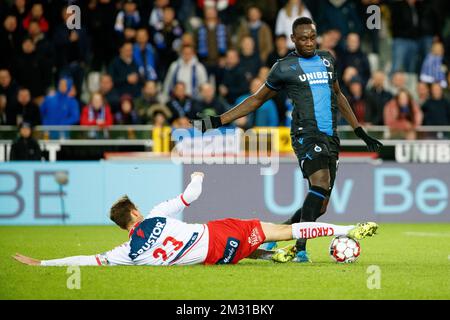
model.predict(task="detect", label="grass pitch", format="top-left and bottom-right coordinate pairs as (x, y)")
top-left (1, 223), bottom-right (449, 300)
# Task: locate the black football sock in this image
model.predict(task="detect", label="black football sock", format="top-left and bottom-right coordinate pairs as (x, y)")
top-left (294, 186), bottom-right (328, 252)
top-left (283, 207), bottom-right (302, 225)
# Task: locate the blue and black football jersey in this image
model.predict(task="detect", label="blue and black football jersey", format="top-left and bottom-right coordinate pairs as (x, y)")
top-left (265, 50), bottom-right (338, 136)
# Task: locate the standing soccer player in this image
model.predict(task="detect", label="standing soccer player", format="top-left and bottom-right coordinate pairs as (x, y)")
top-left (194, 17), bottom-right (382, 262)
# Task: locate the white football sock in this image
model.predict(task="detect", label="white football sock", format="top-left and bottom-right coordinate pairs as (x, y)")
top-left (291, 222), bottom-right (354, 239)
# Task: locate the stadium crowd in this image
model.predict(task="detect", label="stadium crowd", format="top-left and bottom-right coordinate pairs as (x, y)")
top-left (1, 0), bottom-right (450, 141)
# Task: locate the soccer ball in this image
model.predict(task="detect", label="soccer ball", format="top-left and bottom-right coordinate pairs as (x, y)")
top-left (329, 236), bottom-right (361, 263)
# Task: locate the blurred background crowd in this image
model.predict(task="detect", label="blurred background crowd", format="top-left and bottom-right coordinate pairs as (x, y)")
top-left (1, 0), bottom-right (450, 142)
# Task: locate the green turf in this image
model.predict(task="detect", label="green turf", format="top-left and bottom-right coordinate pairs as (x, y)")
top-left (1, 223), bottom-right (449, 300)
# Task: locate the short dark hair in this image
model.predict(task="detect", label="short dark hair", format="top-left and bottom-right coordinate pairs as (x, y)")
top-left (110, 195), bottom-right (136, 229)
top-left (292, 17), bottom-right (315, 33)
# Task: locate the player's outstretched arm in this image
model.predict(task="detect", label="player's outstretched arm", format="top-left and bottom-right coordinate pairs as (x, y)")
top-left (333, 81), bottom-right (383, 152)
top-left (13, 253), bottom-right (100, 266)
top-left (193, 85), bottom-right (277, 132)
top-left (148, 172), bottom-right (204, 219)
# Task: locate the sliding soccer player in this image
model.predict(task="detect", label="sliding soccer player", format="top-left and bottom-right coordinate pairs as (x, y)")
top-left (194, 17), bottom-right (382, 262)
top-left (13, 172), bottom-right (377, 266)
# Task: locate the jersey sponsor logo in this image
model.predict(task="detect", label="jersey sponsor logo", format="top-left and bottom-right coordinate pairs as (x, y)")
top-left (248, 228), bottom-right (263, 247)
top-left (299, 71), bottom-right (333, 85)
top-left (129, 217), bottom-right (167, 260)
top-left (314, 145), bottom-right (322, 152)
top-left (216, 237), bottom-right (240, 264)
top-left (322, 58), bottom-right (331, 67)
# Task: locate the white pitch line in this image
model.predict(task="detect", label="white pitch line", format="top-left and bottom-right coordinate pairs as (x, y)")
top-left (403, 232), bottom-right (450, 238)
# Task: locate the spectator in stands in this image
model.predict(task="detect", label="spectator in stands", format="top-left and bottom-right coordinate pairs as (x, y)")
top-left (0, 69), bottom-right (18, 124)
top-left (338, 32), bottom-right (371, 88)
top-left (196, 0), bottom-right (237, 26)
top-left (10, 0), bottom-right (27, 30)
top-left (109, 42), bottom-right (141, 97)
top-left (365, 71), bottom-right (392, 125)
top-left (28, 20), bottom-right (53, 61)
top-left (237, 5), bottom-right (273, 64)
top-left (149, 0), bottom-right (169, 30)
top-left (22, 2), bottom-right (49, 33)
top-left (114, 0), bottom-right (141, 42)
top-left (53, 6), bottom-right (89, 101)
top-left (417, 81), bottom-right (430, 107)
top-left (194, 83), bottom-right (228, 118)
top-left (275, 0), bottom-right (312, 49)
top-left (181, 32), bottom-right (196, 48)
top-left (0, 94), bottom-right (8, 125)
top-left (416, 0), bottom-right (441, 73)
top-left (318, 28), bottom-right (341, 58)
top-left (346, 76), bottom-right (374, 125)
top-left (0, 15), bottom-right (23, 71)
top-left (40, 77), bottom-right (80, 126)
top-left (219, 49), bottom-right (249, 105)
top-left (341, 66), bottom-right (358, 99)
top-left (14, 38), bottom-right (48, 102)
top-left (87, 0), bottom-right (117, 71)
top-left (239, 36), bottom-right (261, 83)
top-left (388, 0), bottom-right (420, 74)
top-left (11, 87), bottom-right (41, 127)
top-left (420, 41), bottom-right (448, 88)
top-left (235, 77), bottom-right (278, 127)
top-left (151, 6), bottom-right (184, 79)
top-left (133, 28), bottom-right (158, 82)
top-left (163, 45), bottom-right (208, 102)
top-left (147, 104), bottom-right (172, 128)
top-left (445, 72), bottom-right (450, 102)
top-left (134, 80), bottom-right (160, 124)
top-left (167, 82), bottom-right (197, 127)
top-left (99, 74), bottom-right (121, 114)
top-left (390, 71), bottom-right (408, 96)
top-left (115, 94), bottom-right (139, 125)
top-left (195, 6), bottom-right (229, 77)
top-left (10, 122), bottom-right (41, 161)
top-left (266, 34), bottom-right (290, 68)
top-left (422, 83), bottom-right (450, 126)
top-left (80, 92), bottom-right (114, 127)
top-left (384, 89), bottom-right (423, 140)
top-left (317, 0), bottom-right (363, 38)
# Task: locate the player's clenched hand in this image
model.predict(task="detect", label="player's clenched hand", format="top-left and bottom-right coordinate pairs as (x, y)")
top-left (13, 253), bottom-right (41, 266)
top-left (190, 113), bottom-right (222, 133)
top-left (191, 172), bottom-right (204, 180)
top-left (354, 127), bottom-right (383, 152)
top-left (183, 172), bottom-right (204, 204)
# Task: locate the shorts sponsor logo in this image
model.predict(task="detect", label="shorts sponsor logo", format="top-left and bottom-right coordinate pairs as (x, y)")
top-left (248, 227), bottom-right (262, 246)
top-left (217, 237), bottom-right (240, 264)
